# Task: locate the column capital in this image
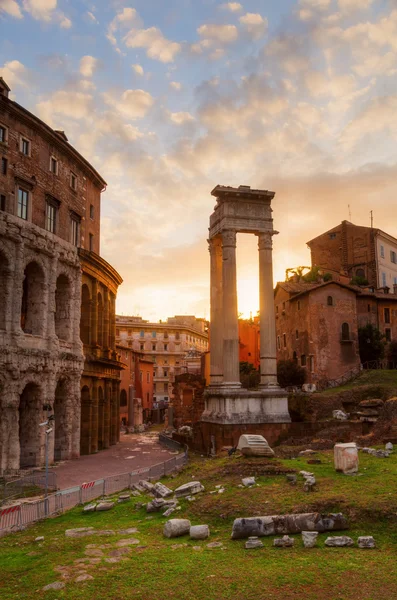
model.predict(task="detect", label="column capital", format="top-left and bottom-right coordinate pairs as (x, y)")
top-left (258, 230), bottom-right (278, 251)
top-left (222, 229), bottom-right (237, 248)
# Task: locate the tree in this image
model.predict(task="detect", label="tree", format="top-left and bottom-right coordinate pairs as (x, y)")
top-left (387, 340), bottom-right (397, 367)
top-left (277, 360), bottom-right (306, 388)
top-left (350, 276), bottom-right (369, 286)
top-left (358, 324), bottom-right (385, 365)
top-left (239, 361), bottom-right (260, 389)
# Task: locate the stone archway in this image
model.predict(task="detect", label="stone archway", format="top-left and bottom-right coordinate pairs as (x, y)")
top-left (19, 382), bottom-right (42, 468)
top-left (21, 262), bottom-right (45, 335)
top-left (80, 386), bottom-right (91, 455)
top-left (54, 379), bottom-right (70, 461)
top-left (80, 284), bottom-right (91, 345)
top-left (0, 249), bottom-right (9, 330)
top-left (55, 274), bottom-right (71, 341)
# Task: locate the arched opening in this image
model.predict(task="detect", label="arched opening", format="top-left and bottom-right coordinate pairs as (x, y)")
top-left (97, 292), bottom-right (103, 347)
top-left (356, 268), bottom-right (365, 278)
top-left (21, 262), bottom-right (45, 335)
top-left (293, 351), bottom-right (298, 364)
top-left (19, 383), bottom-right (42, 468)
top-left (54, 379), bottom-right (68, 460)
top-left (98, 386), bottom-right (104, 451)
top-left (120, 389), bottom-right (127, 407)
top-left (327, 296), bottom-right (333, 306)
top-left (0, 250), bottom-right (8, 329)
top-left (55, 274), bottom-right (71, 341)
top-left (80, 386), bottom-right (91, 455)
top-left (80, 284), bottom-right (91, 345)
top-left (341, 322), bottom-right (350, 341)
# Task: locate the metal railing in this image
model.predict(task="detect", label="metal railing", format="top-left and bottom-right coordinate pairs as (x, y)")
top-left (1, 472), bottom-right (57, 505)
top-left (0, 451), bottom-right (187, 535)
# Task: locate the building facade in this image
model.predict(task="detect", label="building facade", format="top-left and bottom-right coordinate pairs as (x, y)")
top-left (116, 315), bottom-right (208, 405)
top-left (0, 78), bottom-right (123, 473)
top-left (307, 220), bottom-right (397, 291)
top-left (238, 317), bottom-right (260, 369)
top-left (117, 344), bottom-right (154, 427)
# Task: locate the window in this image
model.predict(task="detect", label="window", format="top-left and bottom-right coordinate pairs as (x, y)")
top-left (293, 351), bottom-right (297, 364)
top-left (327, 296), bottom-right (333, 306)
top-left (17, 188), bottom-right (28, 220)
top-left (0, 125), bottom-right (7, 143)
top-left (164, 369), bottom-right (168, 377)
top-left (283, 333), bottom-right (286, 348)
top-left (46, 201), bottom-right (57, 233)
top-left (276, 305), bottom-right (278, 314)
top-left (295, 330), bottom-right (299, 340)
top-left (309, 355), bottom-right (314, 372)
top-left (147, 372), bottom-right (150, 383)
top-left (164, 331), bottom-right (169, 339)
top-left (282, 302), bottom-right (285, 310)
top-left (49, 157), bottom-right (58, 174)
top-left (164, 396), bottom-right (168, 401)
top-left (90, 204), bottom-right (94, 219)
top-left (140, 330), bottom-right (144, 338)
top-left (297, 300), bottom-right (301, 311)
top-left (384, 308), bottom-right (391, 324)
top-left (356, 268), bottom-right (365, 278)
top-left (70, 214), bottom-right (80, 247)
top-left (140, 343), bottom-right (144, 351)
top-left (380, 245), bottom-right (385, 258)
top-left (301, 355), bottom-right (306, 367)
top-left (341, 322), bottom-right (350, 341)
top-left (164, 343), bottom-right (168, 351)
top-left (20, 137), bottom-right (30, 156)
top-left (89, 233), bottom-right (94, 251)
top-left (1, 157), bottom-right (7, 175)
top-left (0, 194), bottom-right (5, 211)
top-left (70, 172), bottom-right (77, 190)
top-left (382, 272), bottom-right (387, 287)
top-left (385, 328), bottom-right (391, 342)
top-left (152, 344), bottom-right (156, 351)
top-left (152, 331), bottom-right (157, 338)
top-left (391, 251), bottom-right (397, 264)
top-left (367, 304), bottom-right (371, 313)
top-left (329, 233), bottom-right (336, 239)
top-left (175, 331), bottom-right (180, 340)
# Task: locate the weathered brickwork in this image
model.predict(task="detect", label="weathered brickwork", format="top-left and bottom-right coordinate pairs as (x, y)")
top-left (117, 344), bottom-right (154, 426)
top-left (0, 211), bottom-right (84, 475)
top-left (172, 374), bottom-right (206, 430)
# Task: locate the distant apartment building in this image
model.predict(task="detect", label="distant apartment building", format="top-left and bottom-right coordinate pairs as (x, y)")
top-left (307, 221), bottom-right (397, 291)
top-left (116, 315), bottom-right (209, 405)
top-left (117, 344), bottom-right (154, 426)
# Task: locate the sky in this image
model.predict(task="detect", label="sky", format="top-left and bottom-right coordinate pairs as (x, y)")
top-left (1, 0), bottom-right (397, 321)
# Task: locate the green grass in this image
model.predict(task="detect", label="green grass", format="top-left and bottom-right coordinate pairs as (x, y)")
top-left (1, 450), bottom-right (397, 600)
top-left (318, 369), bottom-right (397, 395)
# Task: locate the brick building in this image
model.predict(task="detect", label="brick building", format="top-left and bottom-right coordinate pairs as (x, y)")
top-left (116, 315), bottom-right (208, 405)
top-left (238, 317), bottom-right (260, 369)
top-left (117, 344), bottom-right (154, 426)
top-left (307, 220), bottom-right (397, 290)
top-left (0, 77), bottom-right (123, 473)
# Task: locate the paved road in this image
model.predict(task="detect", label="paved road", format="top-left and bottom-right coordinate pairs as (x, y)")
top-left (52, 432), bottom-right (177, 489)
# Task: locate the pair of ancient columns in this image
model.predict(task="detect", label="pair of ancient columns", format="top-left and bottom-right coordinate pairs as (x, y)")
top-left (209, 229), bottom-right (278, 389)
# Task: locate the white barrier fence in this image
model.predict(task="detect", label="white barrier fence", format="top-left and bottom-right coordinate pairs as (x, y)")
top-left (0, 452), bottom-right (187, 535)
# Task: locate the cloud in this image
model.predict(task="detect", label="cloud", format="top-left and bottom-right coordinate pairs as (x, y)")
top-left (0, 0), bottom-right (23, 18)
top-left (132, 63), bottom-right (144, 76)
top-left (103, 88), bottom-right (154, 119)
top-left (36, 90), bottom-right (94, 125)
top-left (197, 23), bottom-right (238, 44)
top-left (86, 11), bottom-right (98, 24)
top-left (107, 7), bottom-right (139, 48)
top-left (221, 2), bottom-right (242, 11)
top-left (338, 0), bottom-right (373, 13)
top-left (0, 59), bottom-right (30, 89)
top-left (123, 27), bottom-right (181, 63)
top-left (239, 13), bottom-right (268, 39)
top-left (79, 55), bottom-right (98, 78)
top-left (22, 0), bottom-right (71, 27)
top-left (170, 111), bottom-right (194, 125)
top-left (169, 81), bottom-right (182, 91)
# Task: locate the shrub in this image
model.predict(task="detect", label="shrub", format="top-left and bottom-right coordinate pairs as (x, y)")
top-left (277, 360), bottom-right (306, 387)
top-left (358, 324), bottom-right (385, 364)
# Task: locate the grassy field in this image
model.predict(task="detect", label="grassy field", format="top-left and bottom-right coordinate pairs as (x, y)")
top-left (319, 369), bottom-right (397, 395)
top-left (1, 448), bottom-right (397, 600)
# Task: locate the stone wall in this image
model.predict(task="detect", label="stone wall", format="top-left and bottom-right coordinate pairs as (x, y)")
top-left (172, 373), bottom-right (206, 430)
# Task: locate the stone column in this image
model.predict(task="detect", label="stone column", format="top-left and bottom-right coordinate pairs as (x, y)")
top-left (209, 236), bottom-right (223, 386)
top-left (221, 229), bottom-right (241, 387)
top-left (103, 289), bottom-right (110, 350)
top-left (258, 231), bottom-right (279, 387)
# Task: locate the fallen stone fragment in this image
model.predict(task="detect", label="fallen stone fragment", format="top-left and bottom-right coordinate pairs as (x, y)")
top-left (42, 581), bottom-right (65, 591)
top-left (237, 434), bottom-right (275, 457)
top-left (193, 546), bottom-right (202, 551)
top-left (242, 477), bottom-right (256, 487)
top-left (96, 502), bottom-right (115, 512)
top-left (325, 536), bottom-right (354, 547)
top-left (118, 528), bottom-right (139, 535)
top-left (286, 474), bottom-right (297, 485)
top-left (190, 525), bottom-right (210, 540)
top-left (334, 443), bottom-right (359, 474)
top-left (35, 536), bottom-right (44, 542)
top-left (299, 450), bottom-right (317, 456)
top-left (333, 410), bottom-right (349, 420)
top-left (116, 538), bottom-right (140, 547)
top-left (132, 482), bottom-right (146, 493)
top-left (218, 488), bottom-right (225, 494)
top-left (75, 574), bottom-right (94, 583)
top-left (273, 535), bottom-right (294, 548)
top-left (163, 507), bottom-right (176, 517)
top-left (147, 498), bottom-right (177, 513)
top-left (65, 527), bottom-right (94, 538)
top-left (131, 490), bottom-right (141, 497)
top-left (153, 482), bottom-right (173, 498)
top-left (118, 494), bottom-right (130, 503)
top-left (245, 536), bottom-right (263, 549)
top-left (302, 531), bottom-right (318, 548)
top-left (385, 442), bottom-right (393, 451)
top-left (303, 476), bottom-right (316, 492)
top-left (171, 543), bottom-right (188, 549)
top-left (358, 536), bottom-right (376, 549)
top-left (139, 480), bottom-right (154, 493)
top-left (164, 519), bottom-right (191, 538)
top-left (174, 482), bottom-right (204, 498)
top-left (231, 512), bottom-right (348, 540)
top-left (83, 503), bottom-right (97, 513)
top-left (207, 542), bottom-right (223, 548)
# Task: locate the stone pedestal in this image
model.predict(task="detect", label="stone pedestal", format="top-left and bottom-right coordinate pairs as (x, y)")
top-left (334, 442), bottom-right (359, 474)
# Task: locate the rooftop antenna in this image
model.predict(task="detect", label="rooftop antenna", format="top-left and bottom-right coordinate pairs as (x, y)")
top-left (370, 210), bottom-right (373, 228)
top-left (348, 204), bottom-right (352, 221)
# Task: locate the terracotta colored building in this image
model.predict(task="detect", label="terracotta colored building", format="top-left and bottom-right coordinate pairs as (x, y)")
top-left (238, 317), bottom-right (260, 369)
top-left (307, 220), bottom-right (397, 290)
top-left (117, 345), bottom-right (154, 426)
top-left (275, 281), bottom-right (361, 385)
top-left (356, 288), bottom-right (397, 343)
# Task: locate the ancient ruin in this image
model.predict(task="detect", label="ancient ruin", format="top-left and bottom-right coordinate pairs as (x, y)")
top-left (201, 185), bottom-right (290, 447)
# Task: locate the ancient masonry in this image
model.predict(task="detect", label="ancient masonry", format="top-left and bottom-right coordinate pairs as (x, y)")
top-left (201, 185), bottom-right (290, 449)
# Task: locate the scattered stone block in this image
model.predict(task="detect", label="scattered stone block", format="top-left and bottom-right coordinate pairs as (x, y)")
top-left (83, 503), bottom-right (97, 513)
top-left (163, 519), bottom-right (191, 538)
top-left (163, 507), bottom-right (176, 517)
top-left (299, 449), bottom-right (317, 456)
top-left (245, 536), bottom-right (263, 549)
top-left (139, 480), bottom-right (154, 493)
top-left (131, 490), bottom-right (141, 497)
top-left (273, 535), bottom-right (294, 548)
top-left (35, 536), bottom-right (44, 542)
top-left (96, 502), bottom-right (115, 512)
top-left (286, 474), bottom-right (297, 485)
top-left (231, 512), bottom-right (348, 539)
top-left (174, 482), bottom-right (204, 498)
top-left (324, 536), bottom-right (354, 547)
top-left (75, 574), bottom-right (94, 583)
top-left (42, 582), bottom-right (65, 591)
top-left (237, 434), bottom-right (275, 457)
top-left (303, 476), bottom-right (316, 492)
top-left (118, 494), bottom-right (130, 503)
top-left (116, 538), bottom-right (140, 547)
top-left (333, 410), bottom-right (349, 420)
top-left (385, 442), bottom-right (393, 451)
top-left (132, 483), bottom-right (146, 493)
top-left (118, 528), bottom-right (138, 535)
top-left (65, 527), bottom-right (95, 538)
top-left (190, 525), bottom-right (210, 540)
top-left (302, 531), bottom-right (318, 548)
top-left (146, 498), bottom-right (177, 513)
top-left (334, 443), bottom-right (359, 474)
top-left (242, 477), bottom-right (256, 487)
top-left (207, 542), bottom-right (223, 548)
top-left (357, 536), bottom-right (376, 549)
top-left (153, 482), bottom-right (173, 498)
